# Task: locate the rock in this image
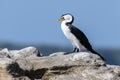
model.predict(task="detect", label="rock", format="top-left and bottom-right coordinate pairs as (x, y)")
top-left (0, 47), bottom-right (119, 80)
top-left (9, 46), bottom-right (42, 59)
top-left (0, 58), bottom-right (14, 80)
top-left (0, 48), bottom-right (10, 58)
top-left (0, 67), bottom-right (12, 80)
top-left (0, 46), bottom-right (42, 80)
top-left (49, 52), bottom-right (65, 57)
top-left (0, 46), bottom-right (42, 60)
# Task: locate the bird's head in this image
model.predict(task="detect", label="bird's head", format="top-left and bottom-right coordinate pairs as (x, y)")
top-left (57, 13), bottom-right (74, 24)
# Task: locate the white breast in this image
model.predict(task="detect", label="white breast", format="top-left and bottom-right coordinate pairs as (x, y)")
top-left (61, 22), bottom-right (80, 49)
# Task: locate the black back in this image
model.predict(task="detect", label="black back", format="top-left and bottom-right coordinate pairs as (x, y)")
top-left (68, 24), bottom-right (93, 51)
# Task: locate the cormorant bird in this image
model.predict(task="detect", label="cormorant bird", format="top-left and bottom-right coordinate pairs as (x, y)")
top-left (57, 13), bottom-right (105, 60)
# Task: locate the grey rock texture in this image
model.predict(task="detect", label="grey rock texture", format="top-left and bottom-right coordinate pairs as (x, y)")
top-left (0, 46), bottom-right (119, 80)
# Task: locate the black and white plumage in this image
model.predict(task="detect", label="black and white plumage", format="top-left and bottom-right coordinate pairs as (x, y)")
top-left (57, 13), bottom-right (105, 60)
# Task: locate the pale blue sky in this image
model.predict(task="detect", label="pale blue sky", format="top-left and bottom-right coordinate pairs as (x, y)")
top-left (0, 0), bottom-right (120, 48)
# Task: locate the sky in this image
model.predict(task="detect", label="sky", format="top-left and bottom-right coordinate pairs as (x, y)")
top-left (0, 0), bottom-right (120, 48)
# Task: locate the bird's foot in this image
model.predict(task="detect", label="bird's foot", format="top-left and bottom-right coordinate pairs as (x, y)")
top-left (64, 48), bottom-right (80, 55)
top-left (72, 48), bottom-right (79, 53)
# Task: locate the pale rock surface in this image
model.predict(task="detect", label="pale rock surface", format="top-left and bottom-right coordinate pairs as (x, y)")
top-left (0, 46), bottom-right (119, 80)
top-left (49, 52), bottom-right (65, 57)
top-left (0, 48), bottom-right (10, 58)
top-left (9, 46), bottom-right (42, 59)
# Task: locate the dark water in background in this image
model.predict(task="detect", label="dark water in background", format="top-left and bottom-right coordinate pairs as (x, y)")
top-left (0, 42), bottom-right (120, 65)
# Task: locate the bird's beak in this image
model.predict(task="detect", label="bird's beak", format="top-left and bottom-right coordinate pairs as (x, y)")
top-left (57, 17), bottom-right (65, 22)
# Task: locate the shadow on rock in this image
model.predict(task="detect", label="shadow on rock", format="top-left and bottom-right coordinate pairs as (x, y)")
top-left (7, 62), bottom-right (48, 80)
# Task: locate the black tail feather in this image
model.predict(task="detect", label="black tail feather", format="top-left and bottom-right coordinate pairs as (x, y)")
top-left (90, 50), bottom-right (105, 61)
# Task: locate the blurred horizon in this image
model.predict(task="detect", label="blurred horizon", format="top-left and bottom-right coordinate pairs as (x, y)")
top-left (0, 42), bottom-right (120, 65)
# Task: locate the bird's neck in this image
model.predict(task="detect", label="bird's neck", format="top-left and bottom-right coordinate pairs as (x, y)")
top-left (61, 21), bottom-right (72, 28)
top-left (61, 22), bottom-right (72, 34)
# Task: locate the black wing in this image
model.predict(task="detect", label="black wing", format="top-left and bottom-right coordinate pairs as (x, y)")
top-left (69, 24), bottom-right (105, 60)
top-left (69, 25), bottom-right (93, 51)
